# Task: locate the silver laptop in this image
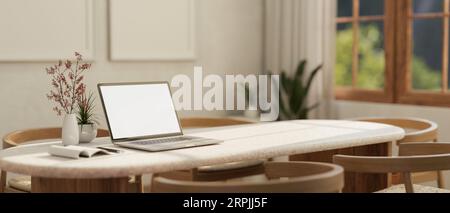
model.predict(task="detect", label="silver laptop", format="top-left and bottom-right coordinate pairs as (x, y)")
top-left (98, 82), bottom-right (222, 152)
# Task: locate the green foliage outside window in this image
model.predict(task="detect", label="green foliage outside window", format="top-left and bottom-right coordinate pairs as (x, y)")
top-left (335, 24), bottom-right (441, 90)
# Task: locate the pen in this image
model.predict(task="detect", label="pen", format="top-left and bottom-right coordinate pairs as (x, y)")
top-left (97, 146), bottom-right (123, 153)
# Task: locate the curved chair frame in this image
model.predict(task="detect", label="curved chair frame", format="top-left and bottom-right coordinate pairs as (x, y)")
top-left (152, 117), bottom-right (265, 191)
top-left (352, 117), bottom-right (442, 187)
top-left (354, 117), bottom-right (438, 144)
top-left (1, 127), bottom-right (110, 193)
top-left (152, 162), bottom-right (344, 193)
top-left (3, 127), bottom-right (110, 149)
top-left (180, 117), bottom-right (254, 128)
top-left (333, 143), bottom-right (450, 193)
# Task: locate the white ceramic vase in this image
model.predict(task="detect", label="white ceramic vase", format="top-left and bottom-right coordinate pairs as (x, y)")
top-left (78, 123), bottom-right (97, 143)
top-left (62, 114), bottom-right (79, 146)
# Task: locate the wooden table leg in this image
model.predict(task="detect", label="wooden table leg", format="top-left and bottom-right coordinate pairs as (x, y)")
top-left (31, 177), bottom-right (130, 193)
top-left (0, 170), bottom-right (6, 193)
top-left (134, 175), bottom-right (144, 193)
top-left (289, 142), bottom-right (390, 193)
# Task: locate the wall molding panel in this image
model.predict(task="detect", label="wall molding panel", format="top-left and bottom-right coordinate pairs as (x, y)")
top-left (109, 0), bottom-right (196, 61)
top-left (0, 0), bottom-right (94, 61)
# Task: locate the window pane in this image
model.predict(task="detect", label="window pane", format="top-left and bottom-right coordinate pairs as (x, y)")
top-left (357, 22), bottom-right (385, 90)
top-left (412, 19), bottom-right (442, 91)
top-left (336, 23), bottom-right (353, 87)
top-left (360, 0), bottom-right (384, 16)
top-left (338, 0), bottom-right (353, 17)
top-left (414, 0), bottom-right (443, 13)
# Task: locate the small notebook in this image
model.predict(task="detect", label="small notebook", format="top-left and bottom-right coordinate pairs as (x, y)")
top-left (49, 145), bottom-right (111, 159)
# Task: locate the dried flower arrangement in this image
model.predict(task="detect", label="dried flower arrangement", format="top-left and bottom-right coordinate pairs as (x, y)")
top-left (46, 52), bottom-right (91, 116)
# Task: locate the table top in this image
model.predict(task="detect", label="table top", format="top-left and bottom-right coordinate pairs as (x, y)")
top-left (0, 120), bottom-right (405, 179)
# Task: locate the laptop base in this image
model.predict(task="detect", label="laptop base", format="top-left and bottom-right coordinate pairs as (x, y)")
top-left (116, 138), bottom-right (222, 152)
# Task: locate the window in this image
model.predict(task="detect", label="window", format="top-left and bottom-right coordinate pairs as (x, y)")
top-left (335, 0), bottom-right (450, 107)
top-left (335, 0), bottom-right (395, 102)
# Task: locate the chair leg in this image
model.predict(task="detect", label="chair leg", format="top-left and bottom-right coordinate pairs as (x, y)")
top-left (403, 172), bottom-right (414, 193)
top-left (438, 171), bottom-right (446, 188)
top-left (0, 170), bottom-right (6, 193)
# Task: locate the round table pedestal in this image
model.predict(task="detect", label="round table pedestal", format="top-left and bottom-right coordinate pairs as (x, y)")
top-left (31, 177), bottom-right (132, 193)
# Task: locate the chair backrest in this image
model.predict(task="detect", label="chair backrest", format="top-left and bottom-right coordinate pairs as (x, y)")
top-left (399, 142), bottom-right (450, 156)
top-left (152, 162), bottom-right (344, 193)
top-left (333, 143), bottom-right (450, 193)
top-left (2, 127), bottom-right (110, 149)
top-left (180, 117), bottom-right (253, 128)
top-left (354, 117), bottom-right (438, 144)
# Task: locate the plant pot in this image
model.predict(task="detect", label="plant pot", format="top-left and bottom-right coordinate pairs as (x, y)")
top-left (78, 123), bottom-right (97, 143)
top-left (62, 114), bottom-right (79, 146)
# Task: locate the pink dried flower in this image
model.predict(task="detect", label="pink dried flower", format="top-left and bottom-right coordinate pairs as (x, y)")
top-left (76, 76), bottom-right (84, 84)
top-left (45, 52), bottom-right (92, 116)
top-left (80, 63), bottom-right (90, 70)
top-left (52, 80), bottom-right (58, 88)
top-left (75, 52), bottom-right (82, 61)
top-left (65, 60), bottom-right (72, 69)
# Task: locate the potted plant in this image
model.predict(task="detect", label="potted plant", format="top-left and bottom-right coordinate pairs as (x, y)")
top-left (273, 60), bottom-right (322, 120)
top-left (46, 52), bottom-right (91, 146)
top-left (77, 91), bottom-right (98, 143)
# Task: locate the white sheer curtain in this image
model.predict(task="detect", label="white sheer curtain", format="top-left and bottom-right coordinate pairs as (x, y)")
top-left (264, 0), bottom-right (336, 119)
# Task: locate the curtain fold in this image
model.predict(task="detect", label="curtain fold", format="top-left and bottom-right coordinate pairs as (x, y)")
top-left (264, 0), bottom-right (336, 119)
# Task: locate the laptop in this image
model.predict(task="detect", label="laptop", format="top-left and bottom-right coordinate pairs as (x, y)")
top-left (97, 82), bottom-right (222, 152)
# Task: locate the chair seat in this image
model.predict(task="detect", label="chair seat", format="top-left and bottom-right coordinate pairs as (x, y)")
top-left (376, 184), bottom-right (450, 193)
top-left (197, 160), bottom-right (265, 173)
top-left (8, 176), bottom-right (31, 192)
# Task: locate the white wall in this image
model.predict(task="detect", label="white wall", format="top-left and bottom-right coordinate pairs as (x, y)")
top-left (0, 0), bottom-right (264, 148)
top-left (334, 100), bottom-right (450, 141)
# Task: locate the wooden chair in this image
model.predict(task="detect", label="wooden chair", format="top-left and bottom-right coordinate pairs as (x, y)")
top-left (152, 117), bottom-right (265, 189)
top-left (0, 127), bottom-right (110, 193)
top-left (152, 162), bottom-right (344, 193)
top-left (333, 143), bottom-right (450, 193)
top-left (353, 117), bottom-right (442, 187)
top-left (355, 117), bottom-right (438, 144)
top-left (180, 117), bottom-right (254, 128)
top-left (3, 128), bottom-right (109, 149)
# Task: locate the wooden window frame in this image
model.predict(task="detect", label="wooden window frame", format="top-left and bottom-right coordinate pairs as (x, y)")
top-left (335, 0), bottom-right (395, 103)
top-left (396, 0), bottom-right (450, 107)
top-left (336, 0), bottom-right (450, 107)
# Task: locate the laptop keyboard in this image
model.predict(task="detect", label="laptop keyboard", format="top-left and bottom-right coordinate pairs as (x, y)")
top-left (130, 136), bottom-right (195, 145)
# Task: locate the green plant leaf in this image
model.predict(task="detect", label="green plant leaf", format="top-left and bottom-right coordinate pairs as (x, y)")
top-left (295, 60), bottom-right (307, 81)
top-left (296, 109), bottom-right (308, 120)
top-left (280, 71), bottom-right (291, 94)
top-left (289, 79), bottom-right (301, 114)
top-left (275, 60), bottom-right (322, 120)
top-left (77, 91), bottom-right (97, 124)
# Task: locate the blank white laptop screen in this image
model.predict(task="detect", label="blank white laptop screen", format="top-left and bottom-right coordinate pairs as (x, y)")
top-left (99, 83), bottom-right (182, 140)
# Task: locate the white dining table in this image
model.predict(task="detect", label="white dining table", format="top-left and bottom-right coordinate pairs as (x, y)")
top-left (0, 120), bottom-right (404, 192)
